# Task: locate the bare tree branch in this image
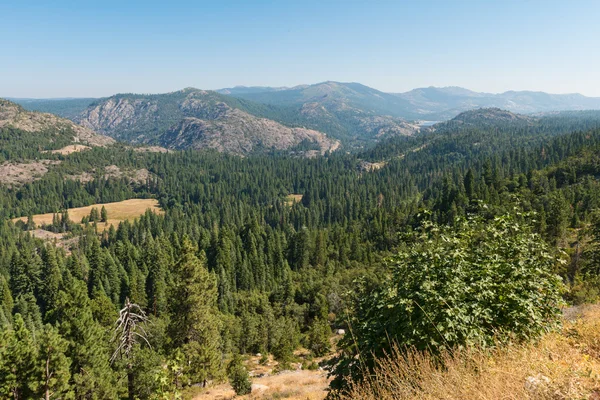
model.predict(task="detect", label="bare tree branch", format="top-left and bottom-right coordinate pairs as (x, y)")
top-left (110, 297), bottom-right (151, 364)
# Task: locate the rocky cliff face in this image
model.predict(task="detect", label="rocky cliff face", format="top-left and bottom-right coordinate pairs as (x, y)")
top-left (77, 89), bottom-right (339, 155)
top-left (161, 107), bottom-right (339, 155)
top-left (78, 97), bottom-right (165, 142)
top-left (0, 99), bottom-right (114, 146)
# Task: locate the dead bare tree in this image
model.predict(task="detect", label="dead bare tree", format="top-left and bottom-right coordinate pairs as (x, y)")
top-left (111, 297), bottom-right (151, 400)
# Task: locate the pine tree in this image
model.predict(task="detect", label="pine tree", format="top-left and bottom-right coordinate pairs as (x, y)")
top-left (9, 246), bottom-right (42, 298)
top-left (583, 213), bottom-right (600, 276)
top-left (169, 237), bottom-right (223, 386)
top-left (40, 246), bottom-right (63, 319)
top-left (0, 314), bottom-right (38, 399)
top-left (89, 207), bottom-right (100, 222)
top-left (128, 265), bottom-right (148, 309)
top-left (36, 324), bottom-right (72, 400)
top-left (464, 168), bottom-right (476, 200)
top-left (271, 317), bottom-right (297, 366)
top-left (146, 250), bottom-right (168, 316)
top-left (101, 206), bottom-right (108, 223)
top-left (547, 192), bottom-right (569, 245)
top-left (307, 318), bottom-right (331, 357)
top-left (0, 275), bottom-right (13, 324)
top-left (55, 280), bottom-right (118, 399)
top-left (13, 293), bottom-right (43, 333)
top-left (26, 214), bottom-right (36, 230)
top-left (227, 353), bottom-right (251, 396)
top-left (90, 285), bottom-right (117, 327)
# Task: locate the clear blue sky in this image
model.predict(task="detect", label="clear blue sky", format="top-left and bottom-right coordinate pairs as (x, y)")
top-left (2, 0), bottom-right (599, 98)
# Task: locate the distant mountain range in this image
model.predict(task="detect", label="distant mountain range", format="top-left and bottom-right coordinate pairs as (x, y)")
top-left (8, 82), bottom-right (600, 154)
top-left (12, 83), bottom-right (600, 124)
top-left (219, 82), bottom-right (600, 120)
top-left (9, 98), bottom-right (98, 120)
top-left (394, 86), bottom-right (600, 120)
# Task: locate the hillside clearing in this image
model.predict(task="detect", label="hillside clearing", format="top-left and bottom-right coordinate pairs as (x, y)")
top-left (65, 165), bottom-right (152, 184)
top-left (46, 144), bottom-right (91, 154)
top-left (13, 198), bottom-right (162, 231)
top-left (284, 194), bottom-right (303, 207)
top-left (0, 160), bottom-right (61, 186)
top-left (192, 367), bottom-right (330, 400)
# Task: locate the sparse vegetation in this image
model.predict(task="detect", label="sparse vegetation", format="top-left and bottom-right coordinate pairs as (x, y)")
top-left (338, 306), bottom-right (600, 400)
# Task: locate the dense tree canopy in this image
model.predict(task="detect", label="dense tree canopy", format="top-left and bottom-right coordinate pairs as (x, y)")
top-left (0, 112), bottom-right (600, 397)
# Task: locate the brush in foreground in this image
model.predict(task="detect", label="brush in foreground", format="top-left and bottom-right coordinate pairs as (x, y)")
top-left (340, 305), bottom-right (600, 400)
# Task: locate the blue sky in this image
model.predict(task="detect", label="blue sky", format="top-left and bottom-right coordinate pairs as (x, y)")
top-left (2, 0), bottom-right (599, 98)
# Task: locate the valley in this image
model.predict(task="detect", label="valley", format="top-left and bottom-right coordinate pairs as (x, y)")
top-left (2, 90), bottom-right (600, 399)
top-left (3, 2), bottom-right (600, 399)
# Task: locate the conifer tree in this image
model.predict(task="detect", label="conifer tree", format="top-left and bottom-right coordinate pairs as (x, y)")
top-left (36, 324), bottom-right (72, 400)
top-left (0, 275), bottom-right (13, 324)
top-left (55, 280), bottom-right (118, 399)
top-left (128, 265), bottom-right (148, 309)
top-left (13, 293), bottom-right (43, 333)
top-left (110, 298), bottom-right (151, 400)
top-left (169, 237), bottom-right (223, 386)
top-left (583, 213), bottom-right (600, 276)
top-left (89, 207), bottom-right (100, 222)
top-left (40, 246), bottom-right (63, 319)
top-left (227, 353), bottom-right (251, 396)
top-left (101, 206), bottom-right (108, 223)
top-left (0, 314), bottom-right (37, 399)
top-left (146, 240), bottom-right (168, 316)
top-left (9, 247), bottom-right (42, 298)
top-left (307, 318), bottom-right (331, 357)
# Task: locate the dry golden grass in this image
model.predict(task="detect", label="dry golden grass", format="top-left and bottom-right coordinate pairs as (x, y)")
top-left (284, 194), bottom-right (303, 207)
top-left (191, 369), bottom-right (330, 400)
top-left (13, 198), bottom-right (162, 231)
top-left (340, 305), bottom-right (600, 400)
top-left (190, 352), bottom-right (331, 400)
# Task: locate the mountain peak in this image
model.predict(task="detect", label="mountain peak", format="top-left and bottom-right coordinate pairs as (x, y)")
top-left (180, 87), bottom-right (201, 93)
top-left (0, 98), bottom-right (25, 114)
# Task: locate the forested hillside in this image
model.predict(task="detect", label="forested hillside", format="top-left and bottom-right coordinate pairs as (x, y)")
top-left (9, 98), bottom-right (97, 120)
top-left (1, 107), bottom-right (600, 398)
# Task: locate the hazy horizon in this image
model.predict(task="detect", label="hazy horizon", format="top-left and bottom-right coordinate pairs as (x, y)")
top-left (5, 82), bottom-right (600, 101)
top-left (2, 0), bottom-right (600, 98)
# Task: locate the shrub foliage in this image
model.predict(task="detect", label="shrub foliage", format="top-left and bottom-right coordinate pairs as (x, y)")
top-left (331, 214), bottom-right (565, 389)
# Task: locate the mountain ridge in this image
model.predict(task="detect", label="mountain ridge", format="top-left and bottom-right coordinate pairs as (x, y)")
top-left (220, 82), bottom-right (600, 120)
top-left (0, 98), bottom-right (114, 147)
top-left (11, 83), bottom-right (600, 152)
top-left (75, 89), bottom-right (339, 155)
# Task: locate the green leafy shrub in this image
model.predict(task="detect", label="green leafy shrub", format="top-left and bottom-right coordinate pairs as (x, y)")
top-left (331, 214), bottom-right (565, 390)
